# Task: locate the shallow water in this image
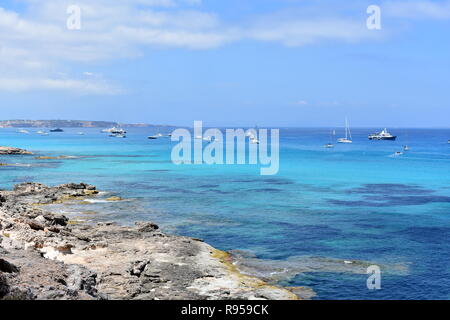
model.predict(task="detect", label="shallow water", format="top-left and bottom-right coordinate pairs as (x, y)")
top-left (1, 127), bottom-right (450, 299)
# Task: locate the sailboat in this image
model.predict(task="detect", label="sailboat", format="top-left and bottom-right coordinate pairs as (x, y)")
top-left (324, 129), bottom-right (335, 148)
top-left (337, 118), bottom-right (353, 144)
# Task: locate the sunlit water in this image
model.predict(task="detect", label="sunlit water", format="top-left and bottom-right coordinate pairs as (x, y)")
top-left (1, 127), bottom-right (450, 299)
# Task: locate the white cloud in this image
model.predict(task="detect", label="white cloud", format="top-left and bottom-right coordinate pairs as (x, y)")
top-left (0, 77), bottom-right (121, 94)
top-left (248, 18), bottom-right (377, 47)
top-left (0, 0), bottom-right (384, 94)
top-left (384, 0), bottom-right (450, 20)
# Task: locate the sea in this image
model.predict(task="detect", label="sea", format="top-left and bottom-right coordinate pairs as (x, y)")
top-left (1, 127), bottom-right (450, 300)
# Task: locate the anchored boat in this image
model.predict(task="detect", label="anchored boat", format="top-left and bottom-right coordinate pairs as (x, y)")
top-left (368, 128), bottom-right (397, 140)
top-left (337, 118), bottom-right (353, 143)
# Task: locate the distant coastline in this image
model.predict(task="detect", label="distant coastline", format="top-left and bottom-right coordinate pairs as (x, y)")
top-left (0, 120), bottom-right (169, 128)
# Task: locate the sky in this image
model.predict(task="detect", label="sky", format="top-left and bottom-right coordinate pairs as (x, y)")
top-left (0, 0), bottom-right (449, 127)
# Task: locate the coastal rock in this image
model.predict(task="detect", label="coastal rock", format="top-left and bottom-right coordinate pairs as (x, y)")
top-left (0, 182), bottom-right (299, 300)
top-left (135, 221), bottom-right (159, 232)
top-left (0, 147), bottom-right (33, 155)
top-left (0, 247), bottom-right (99, 300)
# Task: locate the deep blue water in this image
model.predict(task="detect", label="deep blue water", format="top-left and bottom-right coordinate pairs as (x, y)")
top-left (1, 127), bottom-right (450, 299)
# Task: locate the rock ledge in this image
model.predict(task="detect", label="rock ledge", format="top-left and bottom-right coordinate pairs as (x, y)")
top-left (0, 182), bottom-right (297, 300)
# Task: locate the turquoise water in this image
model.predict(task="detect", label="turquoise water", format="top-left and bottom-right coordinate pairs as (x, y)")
top-left (1, 127), bottom-right (450, 299)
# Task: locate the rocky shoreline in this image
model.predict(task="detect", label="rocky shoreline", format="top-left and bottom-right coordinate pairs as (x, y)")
top-left (0, 182), bottom-right (299, 300)
top-left (0, 147), bottom-right (33, 155)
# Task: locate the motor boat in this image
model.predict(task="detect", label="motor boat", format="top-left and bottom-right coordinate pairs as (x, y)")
top-left (368, 128), bottom-right (397, 140)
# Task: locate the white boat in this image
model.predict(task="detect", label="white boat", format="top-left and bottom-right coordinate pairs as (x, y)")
top-left (78, 132), bottom-right (85, 135)
top-left (17, 129), bottom-right (29, 134)
top-left (102, 127), bottom-right (126, 134)
top-left (195, 135), bottom-right (203, 140)
top-left (368, 128), bottom-right (397, 140)
top-left (250, 137), bottom-right (260, 144)
top-left (325, 129), bottom-right (335, 148)
top-left (337, 118), bottom-right (353, 143)
top-left (403, 145), bottom-right (410, 151)
top-left (36, 130), bottom-right (48, 135)
top-left (203, 136), bottom-right (212, 142)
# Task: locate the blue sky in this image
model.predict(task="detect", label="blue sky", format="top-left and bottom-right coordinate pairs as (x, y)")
top-left (0, 0), bottom-right (449, 127)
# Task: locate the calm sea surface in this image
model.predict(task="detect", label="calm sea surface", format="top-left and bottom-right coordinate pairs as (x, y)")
top-left (1, 127), bottom-right (450, 299)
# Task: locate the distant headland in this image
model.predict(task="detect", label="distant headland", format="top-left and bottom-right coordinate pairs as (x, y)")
top-left (0, 120), bottom-right (166, 128)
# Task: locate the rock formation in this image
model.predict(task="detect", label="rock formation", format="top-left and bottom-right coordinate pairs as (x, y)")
top-left (0, 183), bottom-right (298, 300)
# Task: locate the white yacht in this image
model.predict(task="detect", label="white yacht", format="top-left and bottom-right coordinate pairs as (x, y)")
top-left (102, 127), bottom-right (126, 134)
top-left (17, 129), bottom-right (29, 134)
top-left (337, 118), bottom-right (353, 143)
top-left (110, 133), bottom-right (126, 138)
top-left (368, 128), bottom-right (397, 140)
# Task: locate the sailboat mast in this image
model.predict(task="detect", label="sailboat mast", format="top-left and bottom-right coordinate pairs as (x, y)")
top-left (345, 117), bottom-right (348, 140)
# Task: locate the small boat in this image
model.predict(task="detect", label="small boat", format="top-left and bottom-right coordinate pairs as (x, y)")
top-left (394, 151), bottom-right (403, 156)
top-left (368, 128), bottom-right (396, 140)
top-left (110, 133), bottom-right (126, 138)
top-left (403, 145), bottom-right (410, 151)
top-left (111, 127), bottom-right (126, 135)
top-left (337, 118), bottom-right (353, 143)
top-left (17, 129), bottom-right (29, 134)
top-left (102, 127), bottom-right (126, 134)
top-left (148, 135), bottom-right (158, 140)
top-left (203, 136), bottom-right (212, 142)
top-left (50, 128), bottom-right (64, 132)
top-left (195, 135), bottom-right (203, 140)
top-left (78, 132), bottom-right (85, 135)
top-left (250, 137), bottom-right (260, 144)
top-left (325, 129), bottom-right (335, 148)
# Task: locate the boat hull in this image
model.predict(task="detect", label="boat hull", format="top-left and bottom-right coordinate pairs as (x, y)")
top-left (368, 136), bottom-right (397, 141)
